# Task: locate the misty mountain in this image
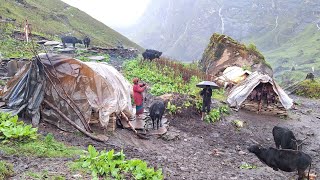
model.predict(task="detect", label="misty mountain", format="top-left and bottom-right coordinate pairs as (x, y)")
top-left (121, 0), bottom-right (320, 83)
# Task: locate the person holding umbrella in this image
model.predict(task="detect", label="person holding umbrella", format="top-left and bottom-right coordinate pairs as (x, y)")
top-left (200, 85), bottom-right (212, 120)
top-left (196, 81), bottom-right (219, 120)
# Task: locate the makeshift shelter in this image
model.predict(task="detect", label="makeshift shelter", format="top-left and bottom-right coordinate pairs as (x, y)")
top-left (227, 71), bottom-right (293, 115)
top-left (0, 53), bottom-right (134, 140)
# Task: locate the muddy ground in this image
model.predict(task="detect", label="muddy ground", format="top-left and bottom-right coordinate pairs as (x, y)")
top-left (3, 94), bottom-right (318, 180)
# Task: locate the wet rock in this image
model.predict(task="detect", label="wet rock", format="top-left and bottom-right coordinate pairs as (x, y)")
top-left (73, 174), bottom-right (82, 178)
top-left (180, 166), bottom-right (188, 171)
top-left (236, 145), bottom-right (241, 151)
top-left (44, 41), bottom-right (60, 46)
top-left (88, 56), bottom-right (106, 61)
top-left (7, 60), bottom-right (18, 77)
top-left (58, 48), bottom-right (75, 53)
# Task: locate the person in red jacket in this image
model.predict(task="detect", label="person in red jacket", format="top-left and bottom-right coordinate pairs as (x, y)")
top-left (132, 77), bottom-right (147, 116)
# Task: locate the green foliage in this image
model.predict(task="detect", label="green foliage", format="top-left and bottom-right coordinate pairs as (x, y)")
top-left (240, 162), bottom-right (257, 169)
top-left (295, 79), bottom-right (320, 98)
top-left (124, 59), bottom-right (201, 96)
top-left (0, 133), bottom-right (82, 158)
top-left (183, 101), bottom-right (192, 108)
top-left (0, 80), bottom-right (5, 86)
top-left (204, 109), bottom-right (221, 123)
top-left (212, 89), bottom-right (226, 102)
top-left (241, 65), bottom-right (251, 71)
top-left (166, 101), bottom-right (181, 115)
top-left (204, 105), bottom-right (230, 123)
top-left (26, 170), bottom-right (66, 180)
top-left (0, 160), bottom-right (14, 180)
top-left (264, 25), bottom-right (320, 85)
top-left (232, 120), bottom-right (244, 128)
top-left (247, 43), bottom-right (258, 52)
top-left (0, 112), bottom-right (38, 143)
top-left (73, 145), bottom-right (163, 180)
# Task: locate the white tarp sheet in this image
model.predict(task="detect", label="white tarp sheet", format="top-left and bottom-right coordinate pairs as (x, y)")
top-left (227, 71), bottom-right (293, 110)
top-left (217, 66), bottom-right (251, 84)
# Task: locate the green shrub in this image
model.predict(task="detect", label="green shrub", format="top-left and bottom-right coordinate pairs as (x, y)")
top-left (204, 105), bottom-right (230, 123)
top-left (0, 112), bottom-right (38, 143)
top-left (166, 101), bottom-right (181, 115)
top-left (73, 145), bottom-right (163, 180)
top-left (0, 160), bottom-right (14, 180)
top-left (296, 79), bottom-right (320, 98)
top-left (123, 59), bottom-right (201, 96)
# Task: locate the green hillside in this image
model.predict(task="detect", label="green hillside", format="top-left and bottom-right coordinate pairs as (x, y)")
top-left (262, 25), bottom-right (320, 86)
top-left (0, 0), bottom-right (142, 50)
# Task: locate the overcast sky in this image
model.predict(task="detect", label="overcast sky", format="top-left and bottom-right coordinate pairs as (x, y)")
top-left (61, 0), bottom-right (150, 28)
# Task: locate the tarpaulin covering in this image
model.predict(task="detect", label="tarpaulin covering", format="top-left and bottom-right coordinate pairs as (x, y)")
top-left (216, 66), bottom-right (251, 85)
top-left (0, 60), bottom-right (45, 125)
top-left (227, 71), bottom-right (293, 110)
top-left (0, 53), bottom-right (134, 132)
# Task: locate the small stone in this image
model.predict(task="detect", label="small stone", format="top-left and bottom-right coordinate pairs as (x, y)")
top-left (180, 167), bottom-right (188, 171)
top-left (73, 174), bottom-right (82, 178)
top-left (238, 151), bottom-right (246, 155)
top-left (184, 138), bottom-right (188, 142)
top-left (236, 145), bottom-right (241, 151)
top-left (266, 138), bottom-right (271, 141)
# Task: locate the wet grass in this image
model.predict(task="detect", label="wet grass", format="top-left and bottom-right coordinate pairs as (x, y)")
top-left (0, 133), bottom-right (83, 158)
top-left (0, 160), bottom-right (14, 180)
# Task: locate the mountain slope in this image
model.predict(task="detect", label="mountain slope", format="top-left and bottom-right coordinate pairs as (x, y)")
top-left (120, 0), bottom-right (320, 84)
top-left (0, 0), bottom-right (142, 50)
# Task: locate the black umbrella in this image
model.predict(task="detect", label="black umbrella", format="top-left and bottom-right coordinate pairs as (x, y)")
top-left (196, 81), bottom-right (219, 89)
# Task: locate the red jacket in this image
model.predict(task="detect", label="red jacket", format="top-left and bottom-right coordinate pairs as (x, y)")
top-left (133, 84), bottom-right (146, 106)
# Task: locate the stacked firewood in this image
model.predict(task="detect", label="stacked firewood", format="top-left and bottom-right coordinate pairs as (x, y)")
top-left (241, 99), bottom-right (287, 116)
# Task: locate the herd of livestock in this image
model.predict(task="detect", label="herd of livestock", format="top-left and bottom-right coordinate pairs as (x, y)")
top-left (249, 126), bottom-right (312, 180)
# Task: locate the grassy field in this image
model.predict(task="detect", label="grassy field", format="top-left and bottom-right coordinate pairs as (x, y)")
top-left (255, 24), bottom-right (320, 85)
top-left (0, 0), bottom-right (142, 50)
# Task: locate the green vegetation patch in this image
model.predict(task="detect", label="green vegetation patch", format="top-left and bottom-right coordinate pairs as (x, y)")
top-left (0, 133), bottom-right (82, 158)
top-left (26, 170), bottom-right (65, 180)
top-left (0, 0), bottom-right (142, 50)
top-left (0, 112), bottom-right (81, 158)
top-left (0, 160), bottom-right (14, 180)
top-left (72, 145), bottom-right (163, 180)
top-left (204, 105), bottom-right (230, 123)
top-left (0, 23), bottom-right (37, 59)
top-left (295, 79), bottom-right (320, 99)
top-left (0, 112), bottom-right (38, 143)
top-left (123, 59), bottom-right (201, 96)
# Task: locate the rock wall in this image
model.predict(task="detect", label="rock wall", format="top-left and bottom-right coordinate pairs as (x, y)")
top-left (199, 33), bottom-right (273, 77)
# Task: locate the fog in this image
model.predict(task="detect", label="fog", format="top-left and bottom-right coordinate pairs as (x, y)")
top-left (61, 0), bottom-right (150, 28)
